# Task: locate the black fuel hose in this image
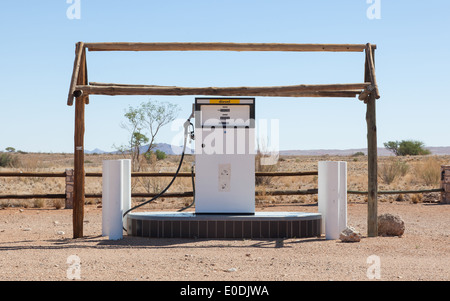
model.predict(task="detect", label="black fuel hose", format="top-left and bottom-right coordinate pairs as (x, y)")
top-left (177, 164), bottom-right (195, 212)
top-left (122, 118), bottom-right (192, 231)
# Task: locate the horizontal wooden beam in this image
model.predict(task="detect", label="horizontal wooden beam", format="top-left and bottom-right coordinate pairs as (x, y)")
top-left (0, 171), bottom-right (318, 179)
top-left (83, 171), bottom-right (319, 178)
top-left (83, 189), bottom-right (319, 199)
top-left (0, 172), bottom-right (67, 177)
top-left (87, 82), bottom-right (361, 98)
top-left (0, 194), bottom-right (66, 200)
top-left (1, 188), bottom-right (442, 200)
top-left (348, 188), bottom-right (444, 195)
top-left (75, 83), bottom-right (368, 97)
top-left (84, 42), bottom-right (376, 53)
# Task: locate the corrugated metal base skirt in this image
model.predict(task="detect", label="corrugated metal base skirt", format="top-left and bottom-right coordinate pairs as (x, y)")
top-left (127, 212), bottom-right (322, 239)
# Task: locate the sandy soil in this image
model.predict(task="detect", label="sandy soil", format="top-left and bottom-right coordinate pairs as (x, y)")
top-left (0, 202), bottom-right (448, 282)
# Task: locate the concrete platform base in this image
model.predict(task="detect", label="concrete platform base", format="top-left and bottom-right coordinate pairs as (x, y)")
top-left (127, 212), bottom-right (322, 239)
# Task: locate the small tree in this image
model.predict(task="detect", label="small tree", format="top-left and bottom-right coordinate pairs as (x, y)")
top-left (383, 141), bottom-right (400, 156)
top-left (140, 101), bottom-right (180, 157)
top-left (5, 147), bottom-right (15, 153)
top-left (114, 105), bottom-right (147, 172)
top-left (115, 99), bottom-right (179, 172)
top-left (384, 140), bottom-right (431, 156)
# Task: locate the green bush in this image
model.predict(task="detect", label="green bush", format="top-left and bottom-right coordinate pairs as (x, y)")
top-left (155, 150), bottom-right (166, 161)
top-left (144, 149), bottom-right (167, 162)
top-left (352, 151), bottom-right (365, 157)
top-left (384, 140), bottom-right (431, 156)
top-left (0, 153), bottom-right (19, 167)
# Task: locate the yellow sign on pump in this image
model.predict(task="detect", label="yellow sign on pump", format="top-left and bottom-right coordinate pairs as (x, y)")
top-left (209, 99), bottom-right (241, 104)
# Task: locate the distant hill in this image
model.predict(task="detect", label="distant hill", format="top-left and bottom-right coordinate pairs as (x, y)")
top-left (148, 143), bottom-right (194, 155)
top-left (279, 148), bottom-right (391, 156)
top-left (85, 145), bottom-right (450, 156)
top-left (280, 146), bottom-right (450, 156)
top-left (85, 143), bottom-right (193, 155)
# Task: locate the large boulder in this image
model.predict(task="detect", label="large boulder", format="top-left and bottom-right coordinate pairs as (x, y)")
top-left (378, 213), bottom-right (405, 237)
top-left (339, 226), bottom-right (362, 242)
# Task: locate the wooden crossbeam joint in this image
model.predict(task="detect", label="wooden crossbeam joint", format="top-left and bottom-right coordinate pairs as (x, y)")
top-left (358, 84), bottom-right (377, 102)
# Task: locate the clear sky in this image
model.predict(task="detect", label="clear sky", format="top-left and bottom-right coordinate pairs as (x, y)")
top-left (0, 0), bottom-right (449, 153)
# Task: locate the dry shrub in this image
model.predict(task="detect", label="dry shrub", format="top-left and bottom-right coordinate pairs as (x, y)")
top-left (17, 154), bottom-right (46, 171)
top-left (255, 147), bottom-right (279, 186)
top-left (415, 157), bottom-right (441, 186)
top-left (33, 199), bottom-right (46, 208)
top-left (255, 160), bottom-right (277, 185)
top-left (53, 199), bottom-right (64, 209)
top-left (395, 194), bottom-right (405, 202)
top-left (16, 154), bottom-right (47, 184)
top-left (378, 159), bottom-right (409, 185)
top-left (411, 194), bottom-right (423, 204)
top-left (255, 185), bottom-right (267, 204)
top-left (133, 157), bottom-right (169, 194)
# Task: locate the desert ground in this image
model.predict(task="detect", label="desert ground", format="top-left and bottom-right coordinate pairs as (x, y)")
top-left (0, 152), bottom-right (449, 282)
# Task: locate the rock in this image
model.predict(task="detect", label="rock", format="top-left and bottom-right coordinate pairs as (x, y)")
top-left (226, 268), bottom-right (237, 272)
top-left (339, 226), bottom-right (361, 242)
top-left (378, 213), bottom-right (405, 237)
top-left (57, 231), bottom-right (65, 235)
top-left (23, 228), bottom-right (31, 231)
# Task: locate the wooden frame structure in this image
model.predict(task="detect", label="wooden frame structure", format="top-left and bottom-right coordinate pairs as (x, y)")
top-left (67, 42), bottom-right (380, 239)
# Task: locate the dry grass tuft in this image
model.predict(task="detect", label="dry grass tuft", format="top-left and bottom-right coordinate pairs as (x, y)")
top-left (414, 156), bottom-right (442, 186)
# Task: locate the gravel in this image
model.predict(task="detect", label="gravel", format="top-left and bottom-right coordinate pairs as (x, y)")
top-left (0, 202), bottom-right (449, 282)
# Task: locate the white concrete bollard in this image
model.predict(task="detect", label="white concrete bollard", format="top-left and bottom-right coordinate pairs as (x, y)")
top-left (318, 161), bottom-right (347, 240)
top-left (102, 160), bottom-right (131, 240)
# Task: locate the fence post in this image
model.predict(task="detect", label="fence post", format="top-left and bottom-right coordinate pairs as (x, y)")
top-left (65, 169), bottom-right (74, 209)
top-left (442, 166), bottom-right (450, 204)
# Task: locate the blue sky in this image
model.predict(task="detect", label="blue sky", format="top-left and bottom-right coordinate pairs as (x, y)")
top-left (0, 0), bottom-right (449, 153)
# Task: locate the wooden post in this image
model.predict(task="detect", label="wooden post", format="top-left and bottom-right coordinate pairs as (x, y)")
top-left (366, 93), bottom-right (378, 237)
top-left (364, 43), bottom-right (379, 237)
top-left (441, 166), bottom-right (450, 204)
top-left (73, 45), bottom-right (87, 239)
top-left (73, 96), bottom-right (85, 238)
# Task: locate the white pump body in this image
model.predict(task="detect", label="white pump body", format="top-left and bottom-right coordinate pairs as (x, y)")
top-left (194, 98), bottom-right (255, 214)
